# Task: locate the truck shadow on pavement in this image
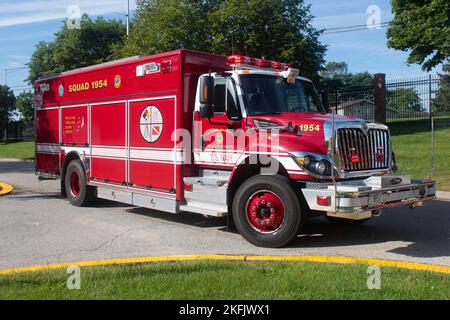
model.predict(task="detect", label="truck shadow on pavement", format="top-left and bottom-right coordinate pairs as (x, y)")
top-left (128, 206), bottom-right (228, 228)
top-left (290, 200), bottom-right (450, 259)
top-left (127, 200), bottom-right (450, 260)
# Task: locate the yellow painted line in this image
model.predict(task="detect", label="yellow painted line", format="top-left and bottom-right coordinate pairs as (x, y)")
top-left (0, 254), bottom-right (449, 276)
top-left (0, 255), bottom-right (246, 275)
top-left (246, 256), bottom-right (450, 274)
top-left (0, 182), bottom-right (14, 196)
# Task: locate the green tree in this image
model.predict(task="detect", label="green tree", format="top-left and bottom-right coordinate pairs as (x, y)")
top-left (386, 88), bottom-right (422, 112)
top-left (432, 62), bottom-right (450, 113)
top-left (115, 0), bottom-right (326, 81)
top-left (387, 0), bottom-right (450, 71)
top-left (320, 61), bottom-right (349, 79)
top-left (320, 61), bottom-right (373, 89)
top-left (0, 85), bottom-right (16, 139)
top-left (16, 91), bottom-right (34, 125)
top-left (28, 15), bottom-right (126, 83)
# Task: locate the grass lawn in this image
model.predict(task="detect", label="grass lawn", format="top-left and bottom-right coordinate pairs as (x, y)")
top-left (0, 141), bottom-right (34, 160)
top-left (0, 260), bottom-right (448, 300)
top-left (391, 127), bottom-right (450, 191)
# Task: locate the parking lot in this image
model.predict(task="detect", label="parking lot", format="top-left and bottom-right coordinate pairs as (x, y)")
top-left (0, 160), bottom-right (449, 270)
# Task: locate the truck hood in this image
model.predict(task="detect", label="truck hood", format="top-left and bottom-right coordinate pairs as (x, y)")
top-left (249, 112), bottom-right (364, 126)
top-left (248, 112), bottom-right (373, 155)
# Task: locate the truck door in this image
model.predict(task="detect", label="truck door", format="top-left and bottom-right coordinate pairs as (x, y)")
top-left (194, 75), bottom-right (244, 168)
top-left (128, 97), bottom-right (177, 192)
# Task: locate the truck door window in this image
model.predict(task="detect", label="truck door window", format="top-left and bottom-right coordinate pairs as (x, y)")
top-left (226, 80), bottom-right (241, 120)
top-left (213, 77), bottom-right (241, 120)
top-left (213, 79), bottom-right (226, 114)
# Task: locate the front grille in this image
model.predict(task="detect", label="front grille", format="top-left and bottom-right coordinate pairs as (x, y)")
top-left (336, 128), bottom-right (390, 171)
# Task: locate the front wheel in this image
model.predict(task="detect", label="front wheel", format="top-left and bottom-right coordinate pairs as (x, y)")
top-left (65, 160), bottom-right (96, 207)
top-left (232, 175), bottom-right (303, 247)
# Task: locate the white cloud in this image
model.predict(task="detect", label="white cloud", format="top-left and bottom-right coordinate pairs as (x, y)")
top-left (0, 0), bottom-right (136, 28)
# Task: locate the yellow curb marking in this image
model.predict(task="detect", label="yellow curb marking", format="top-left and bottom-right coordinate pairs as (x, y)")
top-left (0, 182), bottom-right (14, 196)
top-left (0, 254), bottom-right (449, 276)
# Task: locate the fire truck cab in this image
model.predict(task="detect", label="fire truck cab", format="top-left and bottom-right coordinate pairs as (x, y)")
top-left (34, 49), bottom-right (436, 247)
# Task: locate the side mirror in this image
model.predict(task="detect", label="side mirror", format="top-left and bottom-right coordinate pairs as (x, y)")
top-left (199, 76), bottom-right (214, 119)
top-left (199, 76), bottom-right (214, 105)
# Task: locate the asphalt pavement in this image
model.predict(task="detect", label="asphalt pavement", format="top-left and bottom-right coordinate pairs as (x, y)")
top-left (0, 160), bottom-right (449, 269)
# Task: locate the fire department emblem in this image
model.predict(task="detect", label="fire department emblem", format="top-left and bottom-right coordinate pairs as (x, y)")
top-left (140, 106), bottom-right (163, 143)
top-left (114, 75), bottom-right (121, 89)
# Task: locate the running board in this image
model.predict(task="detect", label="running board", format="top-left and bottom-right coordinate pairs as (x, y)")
top-left (179, 203), bottom-right (227, 217)
top-left (182, 170), bottom-right (230, 217)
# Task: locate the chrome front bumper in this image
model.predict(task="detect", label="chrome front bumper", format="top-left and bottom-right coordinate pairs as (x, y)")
top-left (301, 175), bottom-right (435, 219)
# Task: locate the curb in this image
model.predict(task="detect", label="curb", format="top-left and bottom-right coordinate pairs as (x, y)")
top-left (436, 191), bottom-right (450, 200)
top-left (0, 254), bottom-right (449, 276)
top-left (0, 158), bottom-right (34, 163)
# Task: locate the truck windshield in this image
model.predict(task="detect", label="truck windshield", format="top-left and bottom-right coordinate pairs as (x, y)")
top-left (239, 74), bottom-right (325, 116)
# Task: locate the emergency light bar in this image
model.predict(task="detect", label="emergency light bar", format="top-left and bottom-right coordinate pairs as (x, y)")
top-left (227, 55), bottom-right (290, 71)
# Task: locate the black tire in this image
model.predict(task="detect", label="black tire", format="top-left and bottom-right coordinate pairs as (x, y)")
top-left (232, 175), bottom-right (303, 247)
top-left (65, 160), bottom-right (96, 207)
top-left (60, 179), bottom-right (67, 198)
top-left (325, 216), bottom-right (371, 225)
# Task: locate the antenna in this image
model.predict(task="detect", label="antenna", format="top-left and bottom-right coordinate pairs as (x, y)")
top-left (126, 0), bottom-right (130, 37)
top-left (330, 106), bottom-right (338, 213)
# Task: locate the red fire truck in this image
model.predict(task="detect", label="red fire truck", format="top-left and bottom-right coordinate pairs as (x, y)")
top-left (34, 49), bottom-right (435, 247)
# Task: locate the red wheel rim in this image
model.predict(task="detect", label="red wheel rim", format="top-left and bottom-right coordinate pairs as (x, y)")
top-left (70, 171), bottom-right (81, 197)
top-left (246, 190), bottom-right (285, 233)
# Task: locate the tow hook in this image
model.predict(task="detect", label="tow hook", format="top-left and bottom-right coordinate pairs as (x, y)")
top-left (372, 210), bottom-right (382, 217)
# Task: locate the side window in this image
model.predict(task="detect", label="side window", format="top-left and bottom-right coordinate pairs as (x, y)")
top-left (214, 82), bottom-right (226, 114)
top-left (213, 77), bottom-right (241, 119)
top-left (227, 85), bottom-right (241, 119)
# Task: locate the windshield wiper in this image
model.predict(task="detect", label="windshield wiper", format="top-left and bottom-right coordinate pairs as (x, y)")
top-left (252, 111), bottom-right (283, 116)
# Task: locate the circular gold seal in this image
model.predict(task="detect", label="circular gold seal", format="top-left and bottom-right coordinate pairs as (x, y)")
top-left (114, 75), bottom-right (122, 89)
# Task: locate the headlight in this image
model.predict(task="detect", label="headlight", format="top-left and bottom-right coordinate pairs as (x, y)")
top-left (293, 155), bottom-right (331, 177)
top-left (315, 160), bottom-right (328, 175)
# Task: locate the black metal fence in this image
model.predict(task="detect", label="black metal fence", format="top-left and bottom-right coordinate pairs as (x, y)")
top-left (386, 75), bottom-right (448, 129)
top-left (327, 74), bottom-right (450, 132)
top-left (329, 82), bottom-right (376, 122)
top-left (0, 122), bottom-right (34, 142)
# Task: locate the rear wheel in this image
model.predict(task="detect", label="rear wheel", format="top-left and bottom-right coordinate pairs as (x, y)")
top-left (232, 175), bottom-right (303, 247)
top-left (65, 160), bottom-right (96, 207)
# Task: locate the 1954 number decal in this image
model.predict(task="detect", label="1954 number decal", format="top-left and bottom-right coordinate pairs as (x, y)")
top-left (298, 124), bottom-right (321, 132)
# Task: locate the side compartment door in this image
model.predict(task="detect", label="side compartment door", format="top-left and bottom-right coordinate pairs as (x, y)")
top-left (35, 107), bottom-right (60, 174)
top-left (90, 102), bottom-right (127, 184)
top-left (128, 97), bottom-right (177, 192)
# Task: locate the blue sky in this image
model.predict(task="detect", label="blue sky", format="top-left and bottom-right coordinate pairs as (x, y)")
top-left (0, 0), bottom-right (441, 96)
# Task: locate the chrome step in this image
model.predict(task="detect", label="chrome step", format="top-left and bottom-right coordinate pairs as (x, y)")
top-left (179, 203), bottom-right (227, 217)
top-left (182, 170), bottom-right (230, 217)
